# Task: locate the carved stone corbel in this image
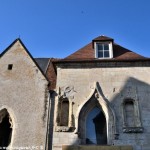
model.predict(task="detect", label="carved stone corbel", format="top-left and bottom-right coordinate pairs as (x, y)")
top-left (58, 86), bottom-right (76, 99)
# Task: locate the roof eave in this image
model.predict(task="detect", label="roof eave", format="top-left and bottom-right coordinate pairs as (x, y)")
top-left (53, 58), bottom-right (150, 64)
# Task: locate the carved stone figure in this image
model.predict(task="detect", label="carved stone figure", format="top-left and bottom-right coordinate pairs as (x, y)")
top-left (59, 86), bottom-right (76, 99)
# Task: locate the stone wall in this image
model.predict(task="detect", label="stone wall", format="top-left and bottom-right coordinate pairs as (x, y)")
top-left (53, 62), bottom-right (150, 150)
top-left (0, 40), bottom-right (49, 149)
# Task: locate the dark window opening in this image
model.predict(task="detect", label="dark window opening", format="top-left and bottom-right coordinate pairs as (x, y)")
top-left (8, 64), bottom-right (13, 70)
top-left (125, 101), bottom-right (135, 127)
top-left (86, 107), bottom-right (107, 145)
top-left (60, 99), bottom-right (69, 126)
top-left (97, 43), bottom-right (110, 58)
top-left (0, 113), bottom-right (12, 148)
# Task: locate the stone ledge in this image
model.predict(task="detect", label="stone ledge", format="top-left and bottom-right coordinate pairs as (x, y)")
top-left (62, 145), bottom-right (133, 150)
top-left (123, 127), bottom-right (144, 133)
top-left (55, 126), bottom-right (75, 132)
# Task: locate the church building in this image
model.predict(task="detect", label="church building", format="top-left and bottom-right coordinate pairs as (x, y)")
top-left (0, 35), bottom-right (150, 150)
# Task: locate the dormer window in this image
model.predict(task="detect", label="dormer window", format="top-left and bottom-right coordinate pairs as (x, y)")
top-left (95, 42), bottom-right (113, 59)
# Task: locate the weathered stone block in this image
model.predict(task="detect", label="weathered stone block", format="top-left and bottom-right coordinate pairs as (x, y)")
top-left (120, 146), bottom-right (133, 150)
top-left (142, 145), bottom-right (150, 150)
top-left (62, 145), bottom-right (133, 150)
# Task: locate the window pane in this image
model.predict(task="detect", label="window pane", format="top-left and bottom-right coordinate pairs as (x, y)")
top-left (97, 44), bottom-right (103, 50)
top-left (98, 51), bottom-right (103, 58)
top-left (104, 44), bottom-right (109, 50)
top-left (104, 51), bottom-right (109, 57)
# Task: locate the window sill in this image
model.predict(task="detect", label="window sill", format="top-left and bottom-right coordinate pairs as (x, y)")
top-left (55, 126), bottom-right (75, 132)
top-left (123, 127), bottom-right (144, 133)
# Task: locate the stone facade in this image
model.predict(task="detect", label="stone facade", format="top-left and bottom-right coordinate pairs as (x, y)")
top-left (0, 39), bottom-right (49, 149)
top-left (52, 61), bottom-right (150, 150)
top-left (51, 35), bottom-right (150, 150)
top-left (1, 36), bottom-right (150, 150)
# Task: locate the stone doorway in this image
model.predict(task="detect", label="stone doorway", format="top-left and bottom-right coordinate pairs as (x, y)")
top-left (78, 83), bottom-right (117, 145)
top-left (78, 96), bottom-right (108, 145)
top-left (0, 109), bottom-right (12, 148)
top-left (86, 107), bottom-right (107, 145)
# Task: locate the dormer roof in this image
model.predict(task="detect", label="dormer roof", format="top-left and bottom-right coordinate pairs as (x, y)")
top-left (63, 35), bottom-right (147, 61)
top-left (93, 35), bottom-right (114, 42)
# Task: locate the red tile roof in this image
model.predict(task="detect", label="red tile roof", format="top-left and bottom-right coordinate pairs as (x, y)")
top-left (64, 36), bottom-right (147, 61)
top-left (46, 58), bottom-right (59, 91)
top-left (48, 36), bottom-right (150, 90)
top-left (93, 35), bottom-right (114, 42)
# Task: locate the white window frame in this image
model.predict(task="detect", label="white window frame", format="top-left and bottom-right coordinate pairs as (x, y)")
top-left (95, 42), bottom-right (113, 59)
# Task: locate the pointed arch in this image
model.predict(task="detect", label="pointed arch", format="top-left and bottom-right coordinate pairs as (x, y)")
top-left (0, 108), bottom-right (13, 147)
top-left (76, 82), bottom-right (118, 145)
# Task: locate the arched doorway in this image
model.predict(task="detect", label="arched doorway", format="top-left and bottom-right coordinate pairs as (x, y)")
top-left (78, 96), bottom-right (108, 145)
top-left (77, 83), bottom-right (117, 145)
top-left (0, 109), bottom-right (12, 148)
top-left (86, 107), bottom-right (107, 145)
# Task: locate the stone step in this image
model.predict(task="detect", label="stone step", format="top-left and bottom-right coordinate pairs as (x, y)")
top-left (62, 145), bottom-right (133, 150)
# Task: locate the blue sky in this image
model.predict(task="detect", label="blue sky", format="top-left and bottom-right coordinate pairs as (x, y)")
top-left (0, 0), bottom-right (150, 58)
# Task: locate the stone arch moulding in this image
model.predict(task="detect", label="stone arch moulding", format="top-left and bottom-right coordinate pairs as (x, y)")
top-left (0, 106), bottom-right (15, 148)
top-left (122, 98), bottom-right (143, 133)
top-left (121, 86), bottom-right (143, 133)
top-left (76, 82), bottom-right (118, 145)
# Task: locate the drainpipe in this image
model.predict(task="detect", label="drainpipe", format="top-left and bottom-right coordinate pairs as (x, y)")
top-left (45, 91), bottom-right (52, 150)
top-left (45, 90), bottom-right (56, 150)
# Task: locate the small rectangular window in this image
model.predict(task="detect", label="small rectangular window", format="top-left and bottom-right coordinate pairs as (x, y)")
top-left (125, 101), bottom-right (135, 127)
top-left (97, 43), bottom-right (110, 58)
top-left (8, 64), bottom-right (13, 70)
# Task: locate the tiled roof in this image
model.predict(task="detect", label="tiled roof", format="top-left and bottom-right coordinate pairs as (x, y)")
top-left (93, 35), bottom-right (114, 42)
top-left (64, 35), bottom-right (146, 61)
top-left (35, 58), bottom-right (50, 74)
top-left (34, 58), bottom-right (58, 91)
top-left (46, 58), bottom-right (58, 91)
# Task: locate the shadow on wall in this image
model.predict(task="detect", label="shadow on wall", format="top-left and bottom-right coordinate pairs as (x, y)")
top-left (46, 91), bottom-right (56, 150)
top-left (49, 77), bottom-right (150, 150)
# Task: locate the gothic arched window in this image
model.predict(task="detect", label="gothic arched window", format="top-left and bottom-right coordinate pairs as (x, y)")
top-left (0, 109), bottom-right (13, 147)
top-left (55, 97), bottom-right (75, 132)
